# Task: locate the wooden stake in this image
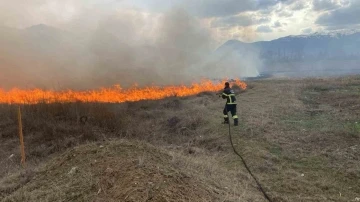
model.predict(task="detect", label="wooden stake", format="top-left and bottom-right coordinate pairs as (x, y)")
top-left (18, 106), bottom-right (26, 167)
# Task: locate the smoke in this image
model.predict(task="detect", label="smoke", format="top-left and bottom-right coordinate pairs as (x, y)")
top-left (0, 1), bottom-right (261, 90)
top-left (192, 26), bottom-right (261, 79)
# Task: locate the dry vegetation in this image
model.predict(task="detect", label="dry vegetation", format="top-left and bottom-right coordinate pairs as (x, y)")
top-left (0, 76), bottom-right (359, 202)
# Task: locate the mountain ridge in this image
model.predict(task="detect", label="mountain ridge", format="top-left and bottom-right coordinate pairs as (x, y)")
top-left (218, 31), bottom-right (360, 61)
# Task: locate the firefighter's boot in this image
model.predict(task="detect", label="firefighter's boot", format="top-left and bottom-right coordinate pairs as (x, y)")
top-left (223, 117), bottom-right (229, 124)
top-left (234, 118), bottom-right (239, 126)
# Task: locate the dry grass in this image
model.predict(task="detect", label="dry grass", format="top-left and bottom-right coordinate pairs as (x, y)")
top-left (1, 76), bottom-right (360, 202)
top-left (2, 141), bottom-right (225, 202)
top-left (230, 76), bottom-right (360, 202)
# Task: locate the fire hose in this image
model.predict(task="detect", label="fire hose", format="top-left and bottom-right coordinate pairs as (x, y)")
top-left (224, 103), bottom-right (273, 202)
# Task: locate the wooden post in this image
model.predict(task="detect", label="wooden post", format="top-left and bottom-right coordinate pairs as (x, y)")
top-left (18, 106), bottom-right (26, 167)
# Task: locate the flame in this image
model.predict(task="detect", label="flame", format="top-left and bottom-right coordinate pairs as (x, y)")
top-left (0, 79), bottom-right (247, 104)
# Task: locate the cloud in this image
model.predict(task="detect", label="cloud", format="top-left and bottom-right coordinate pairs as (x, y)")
top-left (186, 0), bottom-right (256, 17)
top-left (290, 1), bottom-right (308, 10)
top-left (312, 0), bottom-right (348, 11)
top-left (190, 0), bottom-right (307, 17)
top-left (315, 0), bottom-right (360, 27)
top-left (273, 0), bottom-right (310, 18)
top-left (210, 14), bottom-right (270, 28)
top-left (0, 0), bottom-right (124, 28)
top-left (277, 10), bottom-right (293, 17)
top-left (302, 27), bottom-right (313, 33)
top-left (258, 17), bottom-right (272, 24)
top-left (278, 0), bottom-right (298, 5)
top-left (272, 21), bottom-right (282, 28)
top-left (256, 25), bottom-right (273, 33)
top-left (129, 0), bottom-right (289, 18)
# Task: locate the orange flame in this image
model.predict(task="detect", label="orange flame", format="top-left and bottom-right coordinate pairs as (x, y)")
top-left (0, 79), bottom-right (247, 104)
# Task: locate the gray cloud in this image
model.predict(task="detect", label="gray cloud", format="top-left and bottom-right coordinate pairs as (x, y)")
top-left (0, 0), bottom-right (125, 28)
top-left (211, 14), bottom-right (270, 28)
top-left (259, 8), bottom-right (273, 15)
top-left (192, 0), bottom-right (306, 17)
top-left (290, 1), bottom-right (308, 10)
top-left (257, 17), bottom-right (272, 24)
top-left (273, 0), bottom-right (309, 17)
top-left (325, 24), bottom-right (360, 31)
top-left (272, 21), bottom-right (282, 28)
top-left (279, 0), bottom-right (298, 4)
top-left (312, 0), bottom-right (348, 11)
top-left (302, 27), bottom-right (313, 33)
top-left (186, 0), bottom-right (256, 17)
top-left (136, 0), bottom-right (291, 18)
top-left (316, 0), bottom-right (360, 27)
top-left (277, 10), bottom-right (293, 17)
top-left (256, 25), bottom-right (273, 33)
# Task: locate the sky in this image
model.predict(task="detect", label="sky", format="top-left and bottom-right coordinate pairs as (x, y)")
top-left (1, 0), bottom-right (360, 44)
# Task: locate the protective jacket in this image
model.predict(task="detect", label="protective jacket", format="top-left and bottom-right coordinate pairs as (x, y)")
top-left (222, 87), bottom-right (236, 104)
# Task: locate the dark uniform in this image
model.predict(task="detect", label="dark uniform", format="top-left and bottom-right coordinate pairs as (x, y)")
top-left (221, 82), bottom-right (239, 126)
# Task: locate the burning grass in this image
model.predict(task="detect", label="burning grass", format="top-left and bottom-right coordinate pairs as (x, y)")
top-left (0, 79), bottom-right (247, 104)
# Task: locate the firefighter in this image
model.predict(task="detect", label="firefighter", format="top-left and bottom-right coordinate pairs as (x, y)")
top-left (220, 82), bottom-right (238, 126)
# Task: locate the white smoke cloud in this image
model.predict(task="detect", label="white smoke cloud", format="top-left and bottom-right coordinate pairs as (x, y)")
top-left (0, 1), bottom-right (261, 90)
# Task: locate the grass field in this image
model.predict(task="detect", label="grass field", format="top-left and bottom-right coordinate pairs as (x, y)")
top-left (0, 76), bottom-right (359, 202)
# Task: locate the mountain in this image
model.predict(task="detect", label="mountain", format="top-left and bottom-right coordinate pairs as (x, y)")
top-left (216, 31), bottom-right (360, 78)
top-left (217, 32), bottom-right (360, 62)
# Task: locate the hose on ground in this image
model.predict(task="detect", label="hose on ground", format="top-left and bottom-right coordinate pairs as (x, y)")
top-left (225, 105), bottom-right (273, 202)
